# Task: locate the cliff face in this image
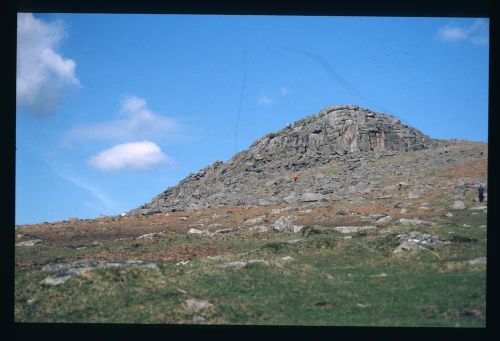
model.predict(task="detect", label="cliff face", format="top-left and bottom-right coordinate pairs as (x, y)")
top-left (130, 105), bottom-right (435, 214)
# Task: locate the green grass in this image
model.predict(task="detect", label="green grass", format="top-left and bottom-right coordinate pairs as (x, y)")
top-left (15, 209), bottom-right (486, 326)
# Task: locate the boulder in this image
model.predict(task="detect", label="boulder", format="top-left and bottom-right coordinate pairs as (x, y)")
top-left (272, 216), bottom-right (303, 233)
top-left (283, 193), bottom-right (298, 204)
top-left (408, 191), bottom-right (421, 199)
top-left (300, 192), bottom-right (325, 202)
top-left (334, 226), bottom-right (376, 233)
top-left (376, 215), bottom-right (392, 225)
top-left (187, 228), bottom-right (210, 235)
top-left (451, 200), bottom-right (466, 210)
top-left (398, 218), bottom-right (436, 227)
top-left (248, 225), bottom-right (270, 233)
top-left (244, 216), bottom-right (266, 225)
top-left (16, 239), bottom-right (42, 247)
top-left (465, 257), bottom-right (486, 266)
top-left (185, 299), bottom-right (214, 312)
top-left (393, 241), bottom-right (426, 253)
top-left (136, 231), bottom-right (166, 240)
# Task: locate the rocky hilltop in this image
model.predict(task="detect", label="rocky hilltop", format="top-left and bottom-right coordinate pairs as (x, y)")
top-left (130, 105), bottom-right (460, 215)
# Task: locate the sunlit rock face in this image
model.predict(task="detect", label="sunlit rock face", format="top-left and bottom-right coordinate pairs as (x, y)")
top-left (130, 105), bottom-right (436, 215)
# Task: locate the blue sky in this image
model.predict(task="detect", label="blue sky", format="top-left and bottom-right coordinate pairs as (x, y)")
top-left (16, 14), bottom-right (489, 224)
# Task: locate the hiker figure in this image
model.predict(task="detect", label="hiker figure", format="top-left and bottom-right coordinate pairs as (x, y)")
top-left (478, 185), bottom-right (485, 203)
top-left (293, 175), bottom-right (299, 182)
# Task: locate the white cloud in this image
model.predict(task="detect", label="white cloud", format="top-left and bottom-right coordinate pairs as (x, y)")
top-left (437, 19), bottom-right (489, 45)
top-left (258, 95), bottom-right (274, 106)
top-left (437, 27), bottom-right (467, 42)
top-left (66, 95), bottom-right (181, 142)
top-left (87, 141), bottom-right (171, 171)
top-left (280, 87), bottom-right (288, 96)
top-left (17, 13), bottom-right (80, 114)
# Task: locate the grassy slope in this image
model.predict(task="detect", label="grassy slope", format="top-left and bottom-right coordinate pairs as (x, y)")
top-left (15, 208), bottom-right (486, 326)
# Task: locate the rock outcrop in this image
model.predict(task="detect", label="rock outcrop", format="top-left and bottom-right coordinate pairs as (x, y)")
top-left (130, 105), bottom-right (436, 214)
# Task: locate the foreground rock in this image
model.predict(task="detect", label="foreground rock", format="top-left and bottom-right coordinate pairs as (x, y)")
top-left (215, 256), bottom-right (294, 269)
top-left (185, 299), bottom-right (214, 312)
top-left (465, 257), bottom-right (486, 266)
top-left (272, 216), bottom-right (303, 233)
top-left (393, 231), bottom-right (446, 254)
top-left (136, 231), bottom-right (166, 240)
top-left (16, 239), bottom-right (42, 247)
top-left (396, 231), bottom-right (445, 245)
top-left (376, 215), bottom-right (392, 225)
top-left (334, 226), bottom-right (376, 233)
top-left (40, 260), bottom-right (158, 286)
top-left (398, 218), bottom-right (436, 227)
top-left (451, 201), bottom-right (466, 210)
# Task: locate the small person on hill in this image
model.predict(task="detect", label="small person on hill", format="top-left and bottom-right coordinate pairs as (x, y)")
top-left (478, 184), bottom-right (485, 203)
top-left (293, 175), bottom-right (299, 182)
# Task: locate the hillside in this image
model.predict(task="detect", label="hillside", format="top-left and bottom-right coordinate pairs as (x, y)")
top-left (14, 105), bottom-right (487, 326)
top-left (131, 105), bottom-right (473, 214)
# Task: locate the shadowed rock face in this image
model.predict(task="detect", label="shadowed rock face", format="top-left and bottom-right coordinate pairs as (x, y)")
top-left (130, 105), bottom-right (435, 215)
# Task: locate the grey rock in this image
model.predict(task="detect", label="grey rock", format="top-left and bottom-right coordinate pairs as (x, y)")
top-left (376, 215), bottom-right (392, 225)
top-left (215, 261), bottom-right (247, 269)
top-left (258, 198), bottom-right (275, 206)
top-left (248, 225), bottom-right (270, 233)
top-left (185, 299), bottom-right (214, 312)
top-left (281, 238), bottom-right (303, 244)
top-left (214, 227), bottom-right (239, 234)
top-left (244, 216), bottom-right (266, 225)
top-left (397, 231), bottom-right (444, 245)
top-left (187, 228), bottom-right (210, 235)
top-left (40, 260), bottom-right (158, 286)
top-left (393, 241), bottom-right (426, 253)
top-left (272, 216), bottom-right (303, 233)
top-left (445, 212), bottom-right (454, 217)
top-left (129, 105), bottom-right (435, 214)
top-left (465, 257), bottom-right (486, 266)
top-left (136, 231), bottom-right (166, 240)
top-left (41, 275), bottom-right (73, 286)
top-left (408, 191), bottom-right (421, 199)
top-left (334, 226), bottom-right (376, 233)
top-left (16, 239), bottom-right (42, 247)
top-left (398, 218), bottom-right (436, 227)
top-left (270, 207), bottom-right (293, 215)
top-left (470, 205), bottom-right (487, 211)
top-left (283, 193), bottom-right (298, 204)
top-left (451, 200), bottom-right (466, 210)
top-left (301, 192), bottom-right (325, 202)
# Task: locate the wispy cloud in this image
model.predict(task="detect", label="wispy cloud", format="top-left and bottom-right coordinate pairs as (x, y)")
top-left (66, 95), bottom-right (182, 143)
top-left (57, 173), bottom-right (117, 210)
top-left (437, 19), bottom-right (489, 45)
top-left (88, 140), bottom-right (172, 171)
top-left (258, 95), bottom-right (274, 106)
top-left (17, 13), bottom-right (80, 115)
